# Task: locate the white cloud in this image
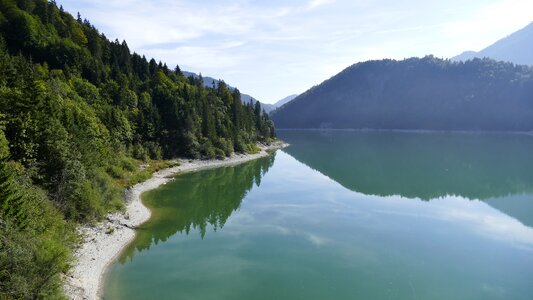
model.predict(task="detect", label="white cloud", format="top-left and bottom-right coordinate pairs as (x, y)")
top-left (439, 200), bottom-right (533, 249)
top-left (442, 0), bottom-right (533, 52)
top-left (143, 45), bottom-right (244, 71)
top-left (61, 0), bottom-right (533, 103)
top-left (308, 0), bottom-right (336, 9)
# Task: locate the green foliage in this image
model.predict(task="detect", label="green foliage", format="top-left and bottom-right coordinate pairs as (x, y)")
top-left (246, 143), bottom-right (261, 154)
top-left (0, 162), bottom-right (75, 299)
top-left (0, 123), bottom-right (28, 229)
top-left (0, 161), bottom-right (26, 228)
top-left (0, 0), bottom-right (276, 298)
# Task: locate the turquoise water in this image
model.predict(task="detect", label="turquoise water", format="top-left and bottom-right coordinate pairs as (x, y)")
top-left (104, 131), bottom-right (533, 299)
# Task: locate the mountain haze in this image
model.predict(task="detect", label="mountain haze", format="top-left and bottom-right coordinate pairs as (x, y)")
top-left (273, 94), bottom-right (298, 108)
top-left (453, 21), bottom-right (533, 65)
top-left (272, 56), bottom-right (533, 131)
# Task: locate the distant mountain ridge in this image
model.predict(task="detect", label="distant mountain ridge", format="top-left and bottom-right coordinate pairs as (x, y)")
top-left (273, 94), bottom-right (298, 108)
top-left (453, 21), bottom-right (533, 65)
top-left (272, 56), bottom-right (533, 131)
top-left (182, 71), bottom-right (275, 112)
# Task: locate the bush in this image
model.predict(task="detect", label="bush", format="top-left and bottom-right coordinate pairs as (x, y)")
top-left (107, 165), bottom-right (125, 179)
top-left (246, 143), bottom-right (260, 154)
top-left (214, 148), bottom-right (226, 159)
top-left (127, 171), bottom-right (151, 187)
top-left (215, 138), bottom-right (233, 157)
top-left (92, 169), bottom-right (122, 212)
top-left (200, 140), bottom-right (216, 159)
top-left (145, 141), bottom-right (162, 160)
top-left (119, 156), bottom-right (138, 172)
top-left (233, 136), bottom-right (246, 153)
top-left (132, 143), bottom-right (149, 161)
top-left (0, 165), bottom-right (75, 299)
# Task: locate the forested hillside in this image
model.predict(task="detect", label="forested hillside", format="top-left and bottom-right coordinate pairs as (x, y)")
top-left (272, 56), bottom-right (533, 130)
top-left (0, 0), bottom-right (274, 298)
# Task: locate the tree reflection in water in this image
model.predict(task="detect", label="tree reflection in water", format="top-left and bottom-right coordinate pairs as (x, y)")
top-left (119, 154), bottom-right (276, 263)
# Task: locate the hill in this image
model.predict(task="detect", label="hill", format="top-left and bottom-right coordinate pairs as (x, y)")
top-left (271, 56), bottom-right (533, 131)
top-left (453, 22), bottom-right (533, 65)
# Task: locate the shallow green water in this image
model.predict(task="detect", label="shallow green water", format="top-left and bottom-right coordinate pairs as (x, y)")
top-left (104, 131), bottom-right (533, 300)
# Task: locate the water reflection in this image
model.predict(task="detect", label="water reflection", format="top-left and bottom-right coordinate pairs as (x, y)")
top-left (486, 194), bottom-right (533, 228)
top-left (279, 130), bottom-right (533, 225)
top-left (119, 154), bottom-right (276, 262)
top-left (105, 147), bottom-right (533, 300)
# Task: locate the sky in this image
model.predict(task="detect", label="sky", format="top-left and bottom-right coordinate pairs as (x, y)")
top-left (60, 0), bottom-right (533, 104)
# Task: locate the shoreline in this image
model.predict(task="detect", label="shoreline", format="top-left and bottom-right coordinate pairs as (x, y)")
top-left (275, 128), bottom-right (533, 136)
top-left (63, 142), bottom-right (287, 300)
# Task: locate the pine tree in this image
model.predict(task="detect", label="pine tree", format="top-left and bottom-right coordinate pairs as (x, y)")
top-left (0, 158), bottom-right (27, 229)
top-left (0, 122), bottom-right (27, 229)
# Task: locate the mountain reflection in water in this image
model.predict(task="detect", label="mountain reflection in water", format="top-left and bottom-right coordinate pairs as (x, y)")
top-left (279, 130), bottom-right (533, 226)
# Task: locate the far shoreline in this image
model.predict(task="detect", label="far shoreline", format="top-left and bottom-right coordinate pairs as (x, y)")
top-left (63, 141), bottom-right (287, 300)
top-left (275, 128), bottom-right (533, 135)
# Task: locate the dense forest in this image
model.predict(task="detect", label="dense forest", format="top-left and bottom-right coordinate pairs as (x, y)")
top-left (272, 56), bottom-right (533, 130)
top-left (0, 0), bottom-right (275, 298)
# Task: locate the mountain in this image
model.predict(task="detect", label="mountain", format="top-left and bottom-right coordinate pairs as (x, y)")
top-left (182, 71), bottom-right (276, 112)
top-left (453, 22), bottom-right (533, 65)
top-left (271, 56), bottom-right (533, 131)
top-left (273, 94), bottom-right (298, 108)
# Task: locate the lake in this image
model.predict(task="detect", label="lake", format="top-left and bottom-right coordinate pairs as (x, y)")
top-left (104, 130), bottom-right (533, 300)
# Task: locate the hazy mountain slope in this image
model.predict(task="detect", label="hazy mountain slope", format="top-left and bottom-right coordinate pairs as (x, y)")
top-left (453, 22), bottom-right (533, 65)
top-left (271, 56), bottom-right (533, 131)
top-left (273, 94), bottom-right (298, 108)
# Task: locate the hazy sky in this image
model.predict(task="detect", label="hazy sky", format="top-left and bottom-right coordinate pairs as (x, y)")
top-left (61, 0), bottom-right (533, 103)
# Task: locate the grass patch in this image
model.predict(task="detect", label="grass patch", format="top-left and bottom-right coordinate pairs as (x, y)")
top-left (112, 160), bottom-right (180, 188)
top-left (144, 160), bottom-right (180, 173)
top-left (246, 143), bottom-right (261, 154)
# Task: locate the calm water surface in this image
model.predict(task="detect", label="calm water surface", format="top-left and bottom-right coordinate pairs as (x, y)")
top-left (104, 131), bottom-right (533, 300)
